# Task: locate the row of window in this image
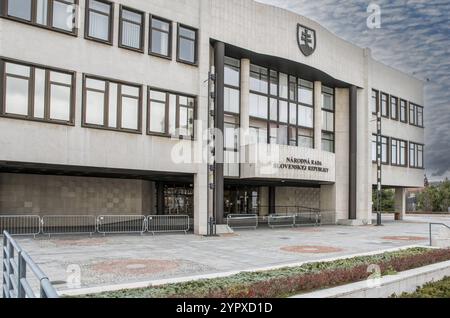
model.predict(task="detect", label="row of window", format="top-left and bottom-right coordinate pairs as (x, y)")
top-left (371, 89), bottom-right (424, 127)
top-left (372, 135), bottom-right (424, 169)
top-left (0, 58), bottom-right (196, 138)
top-left (0, 0), bottom-right (198, 65)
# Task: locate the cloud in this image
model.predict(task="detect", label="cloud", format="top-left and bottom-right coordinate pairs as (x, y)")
top-left (258, 0), bottom-right (450, 181)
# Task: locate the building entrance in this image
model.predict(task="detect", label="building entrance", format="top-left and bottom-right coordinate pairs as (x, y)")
top-left (224, 186), bottom-right (260, 216)
top-left (160, 184), bottom-right (194, 219)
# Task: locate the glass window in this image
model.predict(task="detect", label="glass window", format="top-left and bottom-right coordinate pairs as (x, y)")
top-left (400, 141), bottom-right (407, 166)
top-left (400, 100), bottom-right (407, 123)
top-left (249, 94), bottom-right (268, 119)
top-left (372, 135), bottom-right (377, 162)
top-left (322, 86), bottom-right (334, 111)
top-left (410, 143), bottom-right (424, 168)
top-left (390, 96), bottom-right (398, 120)
top-left (250, 65), bottom-right (268, 94)
top-left (224, 57), bottom-right (240, 87)
top-left (224, 87), bottom-right (239, 114)
top-left (150, 16), bottom-right (171, 57)
top-left (84, 76), bottom-right (141, 131)
top-left (381, 136), bottom-right (389, 164)
top-left (269, 70), bottom-right (278, 96)
top-left (299, 80), bottom-right (313, 106)
top-left (7, 0), bottom-right (32, 21)
top-left (36, 0), bottom-right (48, 25)
top-left (371, 90), bottom-right (379, 114)
top-left (289, 103), bottom-right (297, 125)
top-left (298, 105), bottom-right (313, 128)
top-left (2, 60), bottom-right (74, 123)
top-left (52, 0), bottom-right (76, 31)
top-left (298, 128), bottom-right (313, 149)
top-left (178, 25), bottom-right (197, 64)
top-left (149, 90), bottom-right (167, 134)
top-left (417, 106), bottom-right (423, 127)
top-left (391, 139), bottom-right (398, 165)
top-left (249, 119), bottom-right (267, 145)
top-left (322, 111), bottom-right (334, 132)
top-left (87, 0), bottom-right (113, 43)
top-left (289, 76), bottom-right (297, 101)
top-left (322, 132), bottom-right (335, 153)
top-left (279, 101), bottom-right (288, 123)
top-left (381, 93), bottom-right (389, 117)
top-left (120, 7), bottom-right (144, 50)
top-left (279, 73), bottom-right (288, 99)
top-left (269, 98), bottom-right (278, 121)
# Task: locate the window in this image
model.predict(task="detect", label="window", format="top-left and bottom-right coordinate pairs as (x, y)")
top-left (119, 6), bottom-right (144, 51)
top-left (321, 86), bottom-right (335, 153)
top-left (371, 134), bottom-right (389, 164)
top-left (85, 0), bottom-right (114, 44)
top-left (177, 24), bottom-right (197, 65)
top-left (409, 103), bottom-right (424, 127)
top-left (410, 142), bottom-right (424, 169)
top-left (149, 15), bottom-right (172, 58)
top-left (400, 99), bottom-right (408, 123)
top-left (391, 138), bottom-right (407, 166)
top-left (371, 90), bottom-right (379, 114)
top-left (372, 135), bottom-right (377, 162)
top-left (224, 57), bottom-right (240, 114)
top-left (224, 115), bottom-right (240, 177)
top-left (148, 88), bottom-right (195, 139)
top-left (1, 59), bottom-right (75, 124)
top-left (390, 96), bottom-right (398, 120)
top-left (381, 93), bottom-right (389, 118)
top-left (249, 119), bottom-right (267, 145)
top-left (83, 75), bottom-right (141, 132)
top-left (2, 0), bottom-right (78, 34)
top-left (250, 65), bottom-right (268, 94)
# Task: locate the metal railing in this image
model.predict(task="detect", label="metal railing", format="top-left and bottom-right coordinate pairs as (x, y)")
top-left (268, 215), bottom-right (295, 228)
top-left (147, 215), bottom-right (190, 235)
top-left (97, 215), bottom-right (148, 235)
top-left (226, 214), bottom-right (258, 230)
top-left (429, 223), bottom-right (450, 246)
top-left (2, 231), bottom-right (58, 298)
top-left (0, 216), bottom-right (41, 237)
top-left (41, 215), bottom-right (96, 237)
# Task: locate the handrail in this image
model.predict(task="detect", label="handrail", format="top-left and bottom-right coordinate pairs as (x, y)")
top-left (429, 223), bottom-right (450, 246)
top-left (2, 231), bottom-right (59, 298)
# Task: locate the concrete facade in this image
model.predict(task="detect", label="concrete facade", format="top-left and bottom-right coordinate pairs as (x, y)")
top-left (0, 0), bottom-right (425, 234)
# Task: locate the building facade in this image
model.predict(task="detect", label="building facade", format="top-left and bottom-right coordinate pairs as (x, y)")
top-left (0, 0), bottom-right (425, 234)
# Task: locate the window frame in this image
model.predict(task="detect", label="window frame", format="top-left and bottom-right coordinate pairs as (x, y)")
top-left (380, 92), bottom-right (389, 118)
top-left (0, 0), bottom-right (79, 36)
top-left (0, 57), bottom-right (76, 126)
top-left (390, 95), bottom-right (399, 121)
top-left (82, 73), bottom-right (143, 134)
top-left (400, 99), bottom-right (408, 123)
top-left (147, 86), bottom-right (197, 140)
top-left (118, 5), bottom-right (145, 53)
top-left (371, 89), bottom-right (379, 115)
top-left (149, 14), bottom-right (172, 60)
top-left (409, 103), bottom-right (424, 128)
top-left (176, 23), bottom-right (198, 66)
top-left (321, 86), bottom-right (335, 153)
top-left (84, 0), bottom-right (114, 46)
top-left (390, 137), bottom-right (408, 167)
top-left (409, 142), bottom-right (425, 169)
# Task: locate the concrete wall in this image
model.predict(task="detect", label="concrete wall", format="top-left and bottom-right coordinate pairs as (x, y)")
top-left (275, 187), bottom-right (320, 210)
top-left (0, 173), bottom-right (154, 216)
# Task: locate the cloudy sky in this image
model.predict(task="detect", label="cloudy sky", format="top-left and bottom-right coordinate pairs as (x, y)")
top-left (258, 0), bottom-right (450, 181)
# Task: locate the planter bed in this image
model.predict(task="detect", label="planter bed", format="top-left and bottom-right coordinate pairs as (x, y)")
top-left (393, 276), bottom-right (450, 298)
top-left (80, 248), bottom-right (450, 298)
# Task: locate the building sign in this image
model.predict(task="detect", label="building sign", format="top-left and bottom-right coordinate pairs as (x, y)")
top-left (275, 157), bottom-right (330, 173)
top-left (297, 24), bottom-right (316, 57)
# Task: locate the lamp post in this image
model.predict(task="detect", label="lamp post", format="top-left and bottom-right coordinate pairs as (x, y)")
top-left (376, 110), bottom-right (383, 226)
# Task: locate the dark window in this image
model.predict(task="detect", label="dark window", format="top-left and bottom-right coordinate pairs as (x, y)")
top-left (409, 103), bottom-right (424, 127)
top-left (372, 134), bottom-right (389, 164)
top-left (1, 0), bottom-right (78, 34)
top-left (1, 58), bottom-right (75, 124)
top-left (409, 142), bottom-right (424, 169)
top-left (224, 57), bottom-right (240, 114)
top-left (149, 15), bottom-right (172, 58)
top-left (85, 0), bottom-right (114, 44)
top-left (148, 88), bottom-right (195, 139)
top-left (321, 86), bottom-right (335, 153)
top-left (381, 93), bottom-right (389, 118)
top-left (83, 75), bottom-right (142, 133)
top-left (391, 138), bottom-right (407, 166)
top-left (400, 99), bottom-right (408, 123)
top-left (390, 96), bottom-right (398, 120)
top-left (177, 24), bottom-right (197, 65)
top-left (119, 6), bottom-right (144, 51)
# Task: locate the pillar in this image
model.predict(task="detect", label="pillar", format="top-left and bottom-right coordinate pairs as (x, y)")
top-left (395, 188), bottom-right (407, 220)
top-left (349, 85), bottom-right (358, 220)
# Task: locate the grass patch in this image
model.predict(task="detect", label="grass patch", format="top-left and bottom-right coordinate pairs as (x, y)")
top-left (393, 276), bottom-right (450, 298)
top-left (79, 248), bottom-right (450, 298)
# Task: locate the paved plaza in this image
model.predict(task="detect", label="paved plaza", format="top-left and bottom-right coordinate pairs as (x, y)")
top-left (2, 214), bottom-right (450, 295)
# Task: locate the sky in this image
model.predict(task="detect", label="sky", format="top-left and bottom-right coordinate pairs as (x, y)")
top-left (258, 0), bottom-right (450, 181)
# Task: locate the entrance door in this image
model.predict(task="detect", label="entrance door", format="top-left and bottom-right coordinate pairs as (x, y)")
top-left (163, 185), bottom-right (194, 218)
top-left (224, 186), bottom-right (260, 216)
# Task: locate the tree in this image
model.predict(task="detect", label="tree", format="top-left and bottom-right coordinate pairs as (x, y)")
top-left (417, 179), bottom-right (450, 212)
top-left (372, 189), bottom-right (395, 212)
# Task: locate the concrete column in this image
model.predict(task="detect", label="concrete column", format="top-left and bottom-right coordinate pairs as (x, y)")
top-left (240, 59), bottom-right (250, 165)
top-left (395, 188), bottom-right (407, 220)
top-left (314, 81), bottom-right (322, 150)
top-left (194, 171), bottom-right (208, 235)
top-left (349, 86), bottom-right (358, 220)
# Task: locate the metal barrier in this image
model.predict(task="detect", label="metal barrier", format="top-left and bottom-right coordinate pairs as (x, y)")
top-left (295, 211), bottom-right (321, 227)
top-left (97, 215), bottom-right (147, 235)
top-left (147, 215), bottom-right (190, 235)
top-left (268, 215), bottom-right (295, 228)
top-left (41, 215), bottom-right (96, 237)
top-left (226, 214), bottom-right (258, 230)
top-left (0, 216), bottom-right (41, 237)
top-left (2, 231), bottom-right (58, 298)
